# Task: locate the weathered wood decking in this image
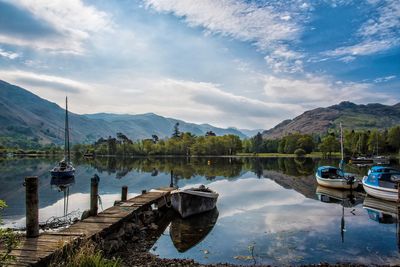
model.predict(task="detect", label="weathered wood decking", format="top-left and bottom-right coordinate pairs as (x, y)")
top-left (4, 187), bottom-right (175, 267)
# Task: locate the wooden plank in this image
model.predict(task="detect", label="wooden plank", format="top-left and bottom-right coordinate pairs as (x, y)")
top-left (82, 217), bottom-right (121, 224)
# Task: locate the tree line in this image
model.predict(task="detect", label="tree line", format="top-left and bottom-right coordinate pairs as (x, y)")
top-left (2, 123), bottom-right (400, 157)
top-left (73, 123), bottom-right (242, 156)
top-left (243, 125), bottom-right (400, 157)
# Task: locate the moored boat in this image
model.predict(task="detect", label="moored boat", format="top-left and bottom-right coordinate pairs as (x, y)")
top-left (316, 166), bottom-right (359, 189)
top-left (362, 167), bottom-right (400, 202)
top-left (50, 97), bottom-right (75, 178)
top-left (315, 123), bottom-right (359, 189)
top-left (171, 185), bottom-right (218, 218)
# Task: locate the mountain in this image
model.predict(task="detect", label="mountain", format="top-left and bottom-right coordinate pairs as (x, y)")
top-left (263, 101), bottom-right (400, 139)
top-left (83, 113), bottom-right (247, 139)
top-left (0, 80), bottom-right (248, 145)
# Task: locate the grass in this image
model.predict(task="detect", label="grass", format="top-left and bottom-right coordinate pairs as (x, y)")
top-left (50, 241), bottom-right (122, 267)
top-left (236, 152), bottom-right (342, 158)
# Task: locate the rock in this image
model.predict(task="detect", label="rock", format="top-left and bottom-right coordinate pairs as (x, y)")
top-left (149, 223), bottom-right (158, 230)
top-left (106, 227), bottom-right (125, 241)
top-left (103, 239), bottom-right (120, 253)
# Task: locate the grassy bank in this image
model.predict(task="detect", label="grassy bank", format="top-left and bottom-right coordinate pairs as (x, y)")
top-left (236, 152), bottom-right (342, 158)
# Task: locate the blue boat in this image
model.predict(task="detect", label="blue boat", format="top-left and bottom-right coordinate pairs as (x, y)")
top-left (50, 97), bottom-right (75, 179)
top-left (362, 166), bottom-right (400, 202)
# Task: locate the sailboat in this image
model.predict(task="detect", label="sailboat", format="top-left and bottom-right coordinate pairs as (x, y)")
top-left (315, 123), bottom-right (359, 189)
top-left (50, 97), bottom-right (75, 178)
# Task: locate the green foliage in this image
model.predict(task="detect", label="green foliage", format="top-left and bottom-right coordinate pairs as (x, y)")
top-left (51, 242), bottom-right (121, 267)
top-left (65, 251), bottom-right (121, 267)
top-left (294, 148), bottom-right (306, 157)
top-left (319, 134), bottom-right (340, 157)
top-left (0, 200), bottom-right (19, 265)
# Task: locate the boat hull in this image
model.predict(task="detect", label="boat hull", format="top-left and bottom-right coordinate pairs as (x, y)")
top-left (316, 173), bottom-right (359, 189)
top-left (362, 176), bottom-right (398, 202)
top-left (50, 168), bottom-right (75, 178)
top-left (171, 189), bottom-right (218, 218)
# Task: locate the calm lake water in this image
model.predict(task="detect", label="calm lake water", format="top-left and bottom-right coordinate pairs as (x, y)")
top-left (1, 156), bottom-right (400, 265)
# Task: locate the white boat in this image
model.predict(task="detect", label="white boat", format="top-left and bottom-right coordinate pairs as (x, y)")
top-left (362, 167), bottom-right (400, 202)
top-left (316, 166), bottom-right (359, 189)
top-left (315, 123), bottom-right (359, 189)
top-left (171, 185), bottom-right (218, 218)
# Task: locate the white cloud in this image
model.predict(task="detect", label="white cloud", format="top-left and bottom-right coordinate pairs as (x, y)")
top-left (0, 48), bottom-right (20, 59)
top-left (2, 0), bottom-right (112, 54)
top-left (265, 46), bottom-right (304, 73)
top-left (144, 0), bottom-right (306, 50)
top-left (324, 39), bottom-right (397, 57)
top-left (263, 74), bottom-right (394, 106)
top-left (374, 75), bottom-right (396, 83)
top-left (0, 70), bottom-right (92, 94)
top-left (324, 0), bottom-right (400, 58)
top-left (145, 0), bottom-right (310, 73)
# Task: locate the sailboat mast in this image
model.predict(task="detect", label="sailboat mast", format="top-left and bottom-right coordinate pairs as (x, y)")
top-left (340, 122), bottom-right (344, 161)
top-left (65, 97), bottom-right (70, 164)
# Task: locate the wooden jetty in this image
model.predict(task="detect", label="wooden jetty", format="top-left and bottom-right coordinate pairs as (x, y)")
top-left (3, 182), bottom-right (175, 267)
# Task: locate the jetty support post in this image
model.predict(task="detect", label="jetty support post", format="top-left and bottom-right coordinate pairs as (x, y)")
top-left (121, 186), bottom-right (128, 201)
top-left (90, 174), bottom-right (99, 216)
top-left (170, 170), bottom-right (174, 188)
top-left (398, 182), bottom-right (400, 203)
top-left (25, 176), bottom-right (39, 238)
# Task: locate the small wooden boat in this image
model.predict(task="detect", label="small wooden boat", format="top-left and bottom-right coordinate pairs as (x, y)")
top-left (350, 156), bottom-right (374, 164)
top-left (51, 97), bottom-right (75, 178)
top-left (315, 123), bottom-right (359, 189)
top-left (373, 156), bottom-right (390, 165)
top-left (316, 166), bottom-right (359, 189)
top-left (362, 167), bottom-right (400, 202)
top-left (171, 185), bottom-right (218, 218)
top-left (170, 207), bottom-right (219, 252)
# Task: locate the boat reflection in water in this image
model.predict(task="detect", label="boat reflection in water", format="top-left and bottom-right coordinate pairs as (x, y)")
top-left (169, 207), bottom-right (219, 252)
top-left (316, 186), bottom-right (363, 242)
top-left (50, 176), bottom-right (75, 219)
top-left (363, 195), bottom-right (400, 250)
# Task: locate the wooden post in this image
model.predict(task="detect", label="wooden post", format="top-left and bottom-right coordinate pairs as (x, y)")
top-left (25, 176), bottom-right (39, 238)
top-left (90, 175), bottom-right (99, 216)
top-left (121, 186), bottom-right (128, 201)
top-left (142, 189), bottom-right (147, 194)
top-left (398, 182), bottom-right (400, 203)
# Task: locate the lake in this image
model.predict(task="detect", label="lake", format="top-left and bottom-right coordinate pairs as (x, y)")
top-left (1, 156), bottom-right (400, 265)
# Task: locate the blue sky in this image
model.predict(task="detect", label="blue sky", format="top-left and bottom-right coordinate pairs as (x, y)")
top-left (0, 0), bottom-right (399, 129)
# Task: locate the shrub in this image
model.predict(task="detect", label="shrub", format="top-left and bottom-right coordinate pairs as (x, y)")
top-left (294, 148), bottom-right (306, 157)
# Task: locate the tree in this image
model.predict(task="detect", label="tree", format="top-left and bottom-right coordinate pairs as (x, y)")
top-left (151, 135), bottom-right (159, 143)
top-left (388, 126), bottom-right (400, 153)
top-left (172, 122), bottom-right (181, 138)
top-left (251, 132), bottom-right (263, 153)
top-left (297, 135), bottom-right (315, 154)
top-left (294, 148), bottom-right (306, 157)
top-left (205, 131), bottom-right (216, 137)
top-left (319, 134), bottom-right (340, 157)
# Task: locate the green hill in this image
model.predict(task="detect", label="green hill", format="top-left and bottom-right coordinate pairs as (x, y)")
top-left (0, 80), bottom-right (247, 147)
top-left (263, 101), bottom-right (400, 139)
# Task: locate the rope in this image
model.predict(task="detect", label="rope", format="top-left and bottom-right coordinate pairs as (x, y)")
top-left (98, 194), bottom-right (104, 211)
top-left (164, 195), bottom-right (172, 208)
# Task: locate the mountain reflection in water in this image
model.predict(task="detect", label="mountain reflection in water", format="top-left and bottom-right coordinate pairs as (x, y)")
top-left (1, 156), bottom-right (400, 265)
